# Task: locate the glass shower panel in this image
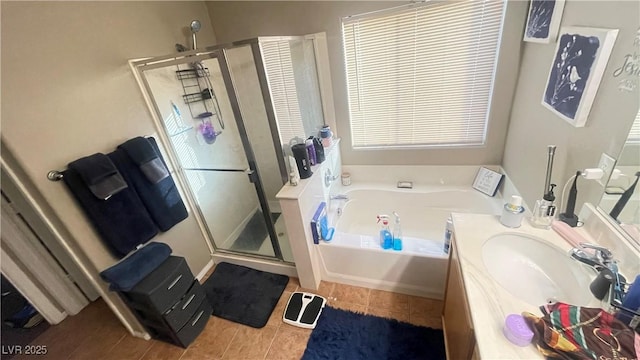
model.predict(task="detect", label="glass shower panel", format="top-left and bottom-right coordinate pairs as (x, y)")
top-left (145, 60), bottom-right (247, 171)
top-left (184, 170), bottom-right (274, 257)
top-left (224, 45), bottom-right (294, 262)
top-left (143, 56), bottom-right (278, 259)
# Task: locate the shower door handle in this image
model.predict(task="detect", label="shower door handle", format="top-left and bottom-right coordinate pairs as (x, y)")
top-left (245, 168), bottom-right (257, 183)
top-left (182, 167), bottom-right (258, 183)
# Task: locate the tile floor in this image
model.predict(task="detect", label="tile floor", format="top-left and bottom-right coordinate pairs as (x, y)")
top-left (15, 276), bottom-right (443, 360)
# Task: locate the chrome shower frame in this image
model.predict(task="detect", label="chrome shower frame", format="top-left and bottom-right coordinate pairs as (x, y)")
top-left (130, 40), bottom-right (292, 265)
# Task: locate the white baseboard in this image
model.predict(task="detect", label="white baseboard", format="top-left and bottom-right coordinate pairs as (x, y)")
top-left (195, 259), bottom-right (215, 281)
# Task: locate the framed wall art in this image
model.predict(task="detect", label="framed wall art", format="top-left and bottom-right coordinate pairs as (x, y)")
top-left (472, 167), bottom-right (504, 197)
top-left (542, 26), bottom-right (619, 127)
top-left (524, 0), bottom-right (565, 43)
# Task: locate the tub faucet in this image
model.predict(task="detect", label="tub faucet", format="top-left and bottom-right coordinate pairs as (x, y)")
top-left (329, 194), bottom-right (348, 217)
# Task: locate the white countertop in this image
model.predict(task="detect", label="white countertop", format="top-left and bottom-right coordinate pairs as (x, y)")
top-left (450, 213), bottom-right (605, 359)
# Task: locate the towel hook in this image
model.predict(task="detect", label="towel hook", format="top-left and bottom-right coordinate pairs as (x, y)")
top-left (47, 170), bottom-right (64, 181)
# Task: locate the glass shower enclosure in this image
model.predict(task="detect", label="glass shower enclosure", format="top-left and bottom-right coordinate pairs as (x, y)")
top-left (132, 37), bottom-right (323, 264)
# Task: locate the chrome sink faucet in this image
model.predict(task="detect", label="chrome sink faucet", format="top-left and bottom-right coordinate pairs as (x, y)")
top-left (569, 242), bottom-right (615, 270)
top-left (570, 243), bottom-right (628, 306)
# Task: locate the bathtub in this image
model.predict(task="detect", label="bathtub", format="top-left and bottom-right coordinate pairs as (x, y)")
top-left (318, 186), bottom-right (503, 299)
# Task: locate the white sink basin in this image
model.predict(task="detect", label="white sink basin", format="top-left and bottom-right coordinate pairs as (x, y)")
top-left (482, 233), bottom-right (596, 307)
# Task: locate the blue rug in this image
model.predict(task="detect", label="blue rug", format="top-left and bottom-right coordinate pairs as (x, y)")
top-left (302, 306), bottom-right (446, 360)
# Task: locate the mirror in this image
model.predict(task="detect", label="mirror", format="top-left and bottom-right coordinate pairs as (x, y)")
top-left (598, 109), bottom-right (640, 242)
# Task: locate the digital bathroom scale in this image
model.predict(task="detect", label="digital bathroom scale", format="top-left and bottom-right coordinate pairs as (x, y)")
top-left (283, 292), bottom-right (326, 329)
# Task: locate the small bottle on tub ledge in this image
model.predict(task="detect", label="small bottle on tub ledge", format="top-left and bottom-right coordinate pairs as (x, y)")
top-left (392, 211), bottom-right (403, 251)
top-left (377, 215), bottom-right (393, 250)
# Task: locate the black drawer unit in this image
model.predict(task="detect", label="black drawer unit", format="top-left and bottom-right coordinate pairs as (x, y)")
top-left (119, 256), bottom-right (211, 348)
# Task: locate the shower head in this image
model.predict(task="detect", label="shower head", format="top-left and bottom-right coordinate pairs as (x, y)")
top-left (190, 20), bottom-right (201, 50)
top-left (190, 20), bottom-right (201, 33)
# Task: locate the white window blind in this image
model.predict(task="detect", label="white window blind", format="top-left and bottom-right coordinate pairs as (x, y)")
top-left (260, 40), bottom-right (306, 145)
top-left (342, 0), bottom-right (506, 148)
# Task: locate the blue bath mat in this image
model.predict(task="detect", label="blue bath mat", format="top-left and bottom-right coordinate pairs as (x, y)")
top-left (302, 306), bottom-right (445, 360)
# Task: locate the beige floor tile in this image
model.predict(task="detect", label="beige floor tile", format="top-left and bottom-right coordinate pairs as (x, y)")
top-left (409, 313), bottom-right (443, 329)
top-left (366, 306), bottom-right (410, 323)
top-left (265, 325), bottom-right (312, 360)
top-left (222, 325), bottom-right (277, 359)
top-left (368, 289), bottom-right (409, 312)
top-left (181, 316), bottom-right (240, 360)
top-left (14, 300), bottom-right (118, 360)
top-left (68, 322), bottom-right (127, 360)
top-left (284, 277), bottom-right (300, 293)
top-left (408, 295), bottom-right (444, 315)
top-left (100, 334), bottom-right (154, 360)
top-left (328, 300), bottom-right (366, 314)
top-left (266, 291), bottom-right (291, 328)
top-left (140, 340), bottom-right (186, 360)
top-left (330, 283), bottom-right (370, 306)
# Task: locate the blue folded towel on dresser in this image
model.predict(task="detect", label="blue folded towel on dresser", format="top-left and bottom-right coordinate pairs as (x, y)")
top-left (63, 153), bottom-right (158, 257)
top-left (100, 242), bottom-right (172, 291)
top-left (114, 137), bottom-right (188, 232)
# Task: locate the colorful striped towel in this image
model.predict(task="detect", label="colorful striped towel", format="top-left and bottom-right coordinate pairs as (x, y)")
top-left (523, 302), bottom-right (638, 359)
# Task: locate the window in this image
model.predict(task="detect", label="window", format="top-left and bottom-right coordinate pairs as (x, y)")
top-left (342, 0), bottom-right (506, 149)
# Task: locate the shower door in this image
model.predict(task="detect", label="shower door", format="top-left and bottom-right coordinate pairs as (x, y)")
top-left (139, 49), bottom-right (289, 261)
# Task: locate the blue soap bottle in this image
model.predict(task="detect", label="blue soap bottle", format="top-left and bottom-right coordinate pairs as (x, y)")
top-left (377, 215), bottom-right (393, 249)
top-left (392, 211), bottom-right (402, 251)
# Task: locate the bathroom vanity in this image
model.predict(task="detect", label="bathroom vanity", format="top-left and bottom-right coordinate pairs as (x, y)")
top-left (442, 208), bottom-right (640, 359)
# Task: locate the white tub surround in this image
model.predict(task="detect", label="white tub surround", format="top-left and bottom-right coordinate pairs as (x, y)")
top-left (318, 186), bottom-right (503, 299)
top-left (447, 209), bottom-right (639, 359)
top-left (276, 140), bottom-right (342, 290)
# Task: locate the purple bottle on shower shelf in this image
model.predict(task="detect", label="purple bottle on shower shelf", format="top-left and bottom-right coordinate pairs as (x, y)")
top-left (305, 138), bottom-right (317, 165)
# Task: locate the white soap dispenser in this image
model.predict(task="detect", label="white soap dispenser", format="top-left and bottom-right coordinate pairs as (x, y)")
top-left (500, 195), bottom-right (525, 228)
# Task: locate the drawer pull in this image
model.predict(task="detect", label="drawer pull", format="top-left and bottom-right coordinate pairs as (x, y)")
top-left (167, 275), bottom-right (183, 290)
top-left (182, 294), bottom-right (196, 310)
top-left (192, 310), bottom-right (204, 326)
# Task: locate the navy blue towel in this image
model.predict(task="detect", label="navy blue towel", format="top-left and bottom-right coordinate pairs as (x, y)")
top-left (68, 153), bottom-right (128, 200)
top-left (114, 137), bottom-right (188, 232)
top-left (63, 154), bottom-right (158, 258)
top-left (119, 137), bottom-right (169, 184)
top-left (100, 242), bottom-right (172, 291)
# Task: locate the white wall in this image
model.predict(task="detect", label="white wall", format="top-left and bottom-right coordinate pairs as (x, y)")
top-left (1, 1), bottom-right (217, 333)
top-left (206, 1), bottom-right (528, 167)
top-left (503, 1), bottom-right (640, 212)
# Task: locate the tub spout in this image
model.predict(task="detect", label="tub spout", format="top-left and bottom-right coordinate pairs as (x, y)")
top-left (330, 194), bottom-right (349, 200)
